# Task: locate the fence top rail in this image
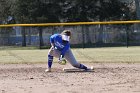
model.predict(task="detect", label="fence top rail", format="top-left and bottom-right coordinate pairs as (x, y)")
top-left (0, 20), bottom-right (140, 27)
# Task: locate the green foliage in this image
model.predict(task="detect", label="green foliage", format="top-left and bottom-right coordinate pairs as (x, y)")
top-left (0, 0), bottom-right (136, 23)
top-left (61, 0), bottom-right (134, 22)
top-left (61, 0), bottom-right (98, 22)
top-left (13, 0), bottom-right (61, 23)
top-left (0, 0), bottom-right (12, 23)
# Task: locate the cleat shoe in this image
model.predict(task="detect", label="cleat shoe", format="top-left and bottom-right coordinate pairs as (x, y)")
top-left (84, 66), bottom-right (94, 72)
top-left (90, 66), bottom-right (94, 70)
top-left (45, 68), bottom-right (51, 72)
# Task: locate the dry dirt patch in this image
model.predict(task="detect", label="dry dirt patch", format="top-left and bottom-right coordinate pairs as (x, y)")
top-left (0, 63), bottom-right (140, 93)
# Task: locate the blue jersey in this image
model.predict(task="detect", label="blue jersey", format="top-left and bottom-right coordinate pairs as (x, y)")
top-left (50, 34), bottom-right (70, 57)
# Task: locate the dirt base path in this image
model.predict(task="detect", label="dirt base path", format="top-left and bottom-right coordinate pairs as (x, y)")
top-left (0, 63), bottom-right (140, 93)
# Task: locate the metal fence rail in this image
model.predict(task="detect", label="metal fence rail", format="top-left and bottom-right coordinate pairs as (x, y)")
top-left (0, 21), bottom-right (140, 48)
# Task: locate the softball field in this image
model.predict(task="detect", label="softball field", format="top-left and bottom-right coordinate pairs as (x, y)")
top-left (0, 47), bottom-right (140, 93)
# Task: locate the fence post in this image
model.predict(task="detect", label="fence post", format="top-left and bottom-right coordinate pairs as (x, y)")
top-left (126, 25), bottom-right (129, 48)
top-left (39, 27), bottom-right (44, 49)
top-left (22, 27), bottom-right (26, 47)
top-left (82, 25), bottom-right (85, 49)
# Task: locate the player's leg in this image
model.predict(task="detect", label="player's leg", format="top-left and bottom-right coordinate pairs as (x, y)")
top-left (45, 55), bottom-right (53, 72)
top-left (45, 47), bottom-right (61, 72)
top-left (45, 47), bottom-right (54, 72)
top-left (64, 49), bottom-right (89, 70)
top-left (51, 49), bottom-right (88, 70)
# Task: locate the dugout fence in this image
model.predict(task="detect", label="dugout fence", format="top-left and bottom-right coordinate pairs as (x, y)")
top-left (0, 21), bottom-right (140, 49)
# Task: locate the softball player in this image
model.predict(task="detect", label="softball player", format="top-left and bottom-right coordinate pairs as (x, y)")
top-left (45, 30), bottom-right (91, 72)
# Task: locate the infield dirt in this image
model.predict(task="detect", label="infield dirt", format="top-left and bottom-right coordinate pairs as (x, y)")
top-left (0, 63), bottom-right (140, 93)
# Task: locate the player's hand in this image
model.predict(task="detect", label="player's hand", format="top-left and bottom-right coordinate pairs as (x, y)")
top-left (58, 55), bottom-right (66, 65)
top-left (58, 58), bottom-right (66, 65)
top-left (59, 55), bottom-right (64, 60)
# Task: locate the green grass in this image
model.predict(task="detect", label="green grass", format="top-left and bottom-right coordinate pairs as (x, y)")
top-left (73, 46), bottom-right (140, 63)
top-left (0, 46), bottom-right (140, 64)
top-left (0, 46), bottom-right (39, 50)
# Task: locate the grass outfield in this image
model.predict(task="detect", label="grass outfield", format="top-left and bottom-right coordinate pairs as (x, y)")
top-left (0, 46), bottom-right (140, 64)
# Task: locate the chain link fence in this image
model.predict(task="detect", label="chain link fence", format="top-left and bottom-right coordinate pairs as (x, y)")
top-left (0, 23), bottom-right (140, 48)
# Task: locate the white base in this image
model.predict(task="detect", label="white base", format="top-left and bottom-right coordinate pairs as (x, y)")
top-left (63, 66), bottom-right (94, 72)
top-left (90, 66), bottom-right (94, 70)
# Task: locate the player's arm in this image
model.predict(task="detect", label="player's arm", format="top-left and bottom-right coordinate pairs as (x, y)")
top-left (58, 44), bottom-right (69, 64)
top-left (51, 43), bottom-right (55, 47)
top-left (60, 44), bottom-right (70, 59)
top-left (50, 36), bottom-right (55, 48)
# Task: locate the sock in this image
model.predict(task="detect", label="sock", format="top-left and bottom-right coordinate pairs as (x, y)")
top-left (79, 64), bottom-right (88, 70)
top-left (48, 55), bottom-right (53, 68)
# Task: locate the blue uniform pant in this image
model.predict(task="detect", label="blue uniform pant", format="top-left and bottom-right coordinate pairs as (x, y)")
top-left (48, 47), bottom-right (81, 68)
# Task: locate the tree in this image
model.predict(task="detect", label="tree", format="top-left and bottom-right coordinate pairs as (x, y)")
top-left (0, 0), bottom-right (14, 45)
top-left (0, 0), bottom-right (11, 23)
top-left (61, 0), bottom-right (132, 45)
top-left (94, 0), bottom-right (132, 44)
top-left (61, 0), bottom-right (98, 22)
top-left (134, 0), bottom-right (140, 19)
top-left (134, 0), bottom-right (140, 40)
top-left (12, 0), bottom-right (62, 47)
top-left (6, 0), bottom-right (134, 47)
